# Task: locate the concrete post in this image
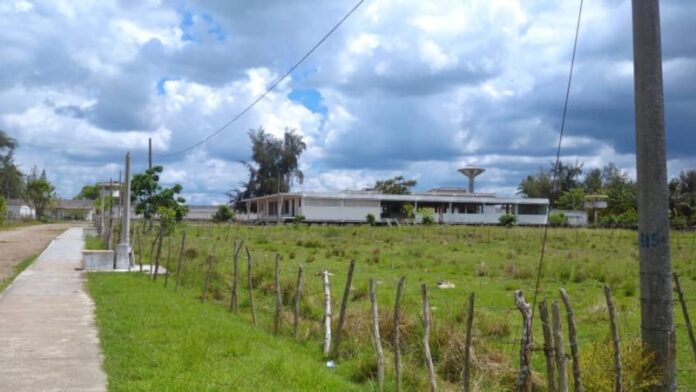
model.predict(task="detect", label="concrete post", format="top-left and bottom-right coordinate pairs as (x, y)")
top-left (115, 152), bottom-right (132, 269)
top-left (632, 1), bottom-right (675, 390)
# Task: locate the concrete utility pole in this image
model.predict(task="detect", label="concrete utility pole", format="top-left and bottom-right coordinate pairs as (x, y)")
top-left (632, 1), bottom-right (675, 390)
top-left (148, 138), bottom-right (152, 170)
top-left (115, 152), bottom-right (132, 269)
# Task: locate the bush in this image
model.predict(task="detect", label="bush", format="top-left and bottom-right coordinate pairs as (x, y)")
top-left (0, 196), bottom-right (5, 225)
top-left (212, 205), bottom-right (234, 223)
top-left (548, 212), bottom-right (568, 227)
top-left (499, 214), bottom-right (517, 227)
top-left (366, 213), bottom-right (376, 226)
top-left (292, 214), bottom-right (305, 225)
top-left (417, 207), bottom-right (435, 225)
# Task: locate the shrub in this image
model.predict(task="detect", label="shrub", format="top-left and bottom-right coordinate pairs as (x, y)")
top-left (212, 205), bottom-right (234, 223)
top-left (366, 213), bottom-right (376, 226)
top-left (417, 207), bottom-right (435, 225)
top-left (292, 214), bottom-right (305, 225)
top-left (0, 196), bottom-right (6, 224)
top-left (548, 212), bottom-right (568, 227)
top-left (499, 214), bottom-right (517, 227)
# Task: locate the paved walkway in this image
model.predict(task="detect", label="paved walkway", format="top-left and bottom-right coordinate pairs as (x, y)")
top-left (0, 227), bottom-right (106, 391)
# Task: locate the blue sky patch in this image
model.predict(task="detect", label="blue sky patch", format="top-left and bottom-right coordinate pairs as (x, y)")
top-left (288, 88), bottom-right (327, 115)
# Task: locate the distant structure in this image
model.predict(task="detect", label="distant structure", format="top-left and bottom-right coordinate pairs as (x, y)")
top-left (238, 168), bottom-right (550, 225)
top-left (458, 166), bottom-right (485, 193)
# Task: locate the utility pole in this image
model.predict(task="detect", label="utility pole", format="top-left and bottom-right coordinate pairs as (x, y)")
top-left (148, 138), bottom-right (152, 170)
top-left (632, 1), bottom-right (675, 390)
top-left (115, 152), bottom-right (132, 269)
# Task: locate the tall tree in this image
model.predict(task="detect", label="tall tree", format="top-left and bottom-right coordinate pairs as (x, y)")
top-left (0, 129), bottom-right (23, 199)
top-left (517, 169), bottom-right (553, 199)
top-left (25, 175), bottom-right (55, 219)
top-left (75, 184), bottom-right (101, 200)
top-left (669, 170), bottom-right (696, 225)
top-left (583, 168), bottom-right (603, 194)
top-left (237, 127), bottom-right (306, 203)
top-left (372, 176), bottom-right (417, 195)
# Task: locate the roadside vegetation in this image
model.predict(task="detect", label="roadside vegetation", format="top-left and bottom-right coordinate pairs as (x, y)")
top-left (84, 235), bottom-right (105, 250)
top-left (0, 254), bottom-right (38, 293)
top-left (88, 273), bottom-right (360, 391)
top-left (98, 223), bottom-right (696, 390)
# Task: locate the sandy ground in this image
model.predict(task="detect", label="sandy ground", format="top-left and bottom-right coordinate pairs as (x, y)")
top-left (0, 224), bottom-right (78, 282)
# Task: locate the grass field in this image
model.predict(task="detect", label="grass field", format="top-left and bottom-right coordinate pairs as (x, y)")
top-left (99, 223), bottom-right (696, 390)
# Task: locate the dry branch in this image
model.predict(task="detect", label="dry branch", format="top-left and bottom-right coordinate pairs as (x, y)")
top-left (369, 278), bottom-right (385, 391)
top-left (274, 254), bottom-right (282, 335)
top-left (560, 288), bottom-right (582, 392)
top-left (174, 231), bottom-right (186, 291)
top-left (673, 273), bottom-right (696, 364)
top-left (515, 290), bottom-right (533, 392)
top-left (603, 285), bottom-right (622, 392)
top-left (246, 246), bottom-right (256, 326)
top-left (332, 259), bottom-right (355, 359)
top-left (552, 301), bottom-right (568, 392)
top-left (294, 265), bottom-right (304, 339)
top-left (229, 239), bottom-right (244, 312)
top-left (539, 300), bottom-right (557, 392)
top-left (421, 284), bottom-right (437, 392)
top-left (394, 277), bottom-right (405, 392)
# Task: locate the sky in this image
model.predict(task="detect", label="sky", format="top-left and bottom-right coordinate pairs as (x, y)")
top-left (1, 0), bottom-right (694, 205)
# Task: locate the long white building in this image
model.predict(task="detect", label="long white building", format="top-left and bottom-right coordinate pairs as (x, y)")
top-left (238, 189), bottom-right (549, 225)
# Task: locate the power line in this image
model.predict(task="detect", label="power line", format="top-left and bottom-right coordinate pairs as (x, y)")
top-left (157, 0), bottom-right (366, 158)
top-left (530, 0), bottom-right (584, 317)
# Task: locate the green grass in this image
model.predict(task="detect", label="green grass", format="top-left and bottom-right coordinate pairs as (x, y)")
top-left (88, 273), bottom-right (362, 391)
top-left (0, 220), bottom-right (41, 231)
top-left (0, 254), bottom-right (38, 293)
top-left (85, 235), bottom-right (106, 250)
top-left (125, 224), bottom-right (696, 390)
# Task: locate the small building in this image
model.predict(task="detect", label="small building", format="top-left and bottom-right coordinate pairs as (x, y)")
top-left (53, 199), bottom-right (95, 221)
top-left (550, 209), bottom-right (588, 227)
top-left (6, 199), bottom-right (35, 220)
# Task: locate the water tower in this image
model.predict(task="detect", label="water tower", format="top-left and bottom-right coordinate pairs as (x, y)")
top-left (458, 166), bottom-right (485, 193)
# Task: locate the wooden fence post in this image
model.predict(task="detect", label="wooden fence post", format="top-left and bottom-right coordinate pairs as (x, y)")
top-left (539, 300), bottom-right (557, 392)
top-left (421, 284), bottom-right (437, 392)
top-left (152, 228), bottom-right (164, 281)
top-left (552, 301), bottom-right (568, 392)
top-left (294, 265), bottom-right (304, 339)
top-left (603, 285), bottom-right (622, 392)
top-left (463, 292), bottom-right (475, 392)
top-left (394, 277), bottom-right (405, 392)
top-left (559, 289), bottom-right (582, 392)
top-left (246, 246), bottom-right (257, 326)
top-left (274, 254), bottom-right (282, 335)
top-left (229, 239), bottom-right (244, 312)
top-left (174, 231), bottom-right (186, 291)
top-left (332, 259), bottom-right (355, 359)
top-left (201, 243), bottom-right (216, 303)
top-left (322, 270), bottom-right (332, 358)
top-left (673, 273), bottom-right (696, 363)
top-left (163, 237), bottom-right (172, 287)
top-left (369, 278), bottom-right (385, 391)
top-left (515, 290), bottom-right (533, 392)
top-left (137, 228), bottom-right (144, 273)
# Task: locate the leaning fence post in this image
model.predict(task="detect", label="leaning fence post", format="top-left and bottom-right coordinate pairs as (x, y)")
top-left (603, 285), bottom-right (622, 392)
top-left (369, 278), bottom-right (385, 391)
top-left (421, 284), bottom-right (437, 392)
top-left (559, 288), bottom-right (582, 392)
top-left (163, 236), bottom-right (172, 287)
top-left (673, 273), bottom-right (696, 363)
top-left (322, 270), bottom-right (332, 358)
top-left (332, 259), bottom-right (355, 359)
top-left (174, 231), bottom-right (186, 291)
top-left (393, 277), bottom-right (405, 392)
top-left (539, 300), bottom-right (557, 392)
top-left (294, 265), bottom-right (304, 339)
top-left (515, 290), bottom-right (533, 392)
top-left (246, 246), bottom-right (257, 326)
top-left (552, 301), bottom-right (568, 392)
top-left (274, 254), bottom-right (282, 336)
top-left (229, 239), bottom-right (244, 312)
top-left (463, 292), bottom-right (475, 392)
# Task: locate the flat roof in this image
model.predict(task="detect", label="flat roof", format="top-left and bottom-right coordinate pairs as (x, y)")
top-left (242, 191), bottom-right (548, 205)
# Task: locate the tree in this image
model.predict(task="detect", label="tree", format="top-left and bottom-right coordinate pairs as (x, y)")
top-left (75, 184), bottom-right (101, 200)
top-left (236, 127), bottom-right (307, 206)
top-left (669, 169), bottom-right (696, 226)
top-left (583, 168), bottom-right (603, 194)
top-left (25, 176), bottom-right (55, 219)
top-left (373, 176), bottom-right (417, 195)
top-left (518, 170), bottom-right (552, 199)
top-left (556, 187), bottom-right (585, 210)
top-left (131, 166), bottom-right (188, 223)
top-left (518, 161), bottom-right (583, 205)
top-left (0, 130), bottom-right (23, 200)
top-left (212, 205), bottom-right (234, 223)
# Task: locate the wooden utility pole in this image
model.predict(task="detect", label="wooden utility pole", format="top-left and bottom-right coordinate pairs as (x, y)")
top-left (631, 1), bottom-right (675, 390)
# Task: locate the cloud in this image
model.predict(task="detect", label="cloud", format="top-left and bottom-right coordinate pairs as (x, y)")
top-left (0, 0), bottom-right (693, 203)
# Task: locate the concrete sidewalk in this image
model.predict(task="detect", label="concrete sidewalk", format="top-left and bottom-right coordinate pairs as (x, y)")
top-left (0, 227), bottom-right (106, 391)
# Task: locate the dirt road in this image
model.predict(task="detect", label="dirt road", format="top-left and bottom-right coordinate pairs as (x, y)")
top-left (0, 224), bottom-right (78, 282)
